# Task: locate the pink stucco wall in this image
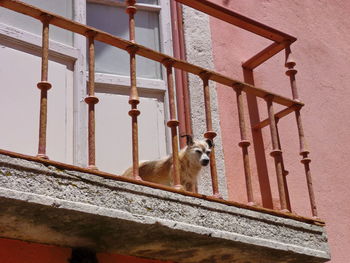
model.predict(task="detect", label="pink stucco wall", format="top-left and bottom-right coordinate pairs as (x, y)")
top-left (209, 1), bottom-right (350, 262)
top-left (0, 238), bottom-right (172, 263)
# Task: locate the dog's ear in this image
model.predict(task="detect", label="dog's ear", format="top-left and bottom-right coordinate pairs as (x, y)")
top-left (206, 139), bottom-right (214, 148)
top-left (184, 135), bottom-right (194, 146)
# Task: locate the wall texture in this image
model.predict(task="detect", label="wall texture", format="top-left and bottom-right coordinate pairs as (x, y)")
top-left (182, 6), bottom-right (228, 198)
top-left (0, 238), bottom-right (169, 263)
top-left (209, 0), bottom-right (350, 262)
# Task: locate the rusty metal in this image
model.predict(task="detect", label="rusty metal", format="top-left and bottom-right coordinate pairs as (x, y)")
top-left (175, 2), bottom-right (193, 140)
top-left (265, 95), bottom-right (289, 212)
top-left (296, 109), bottom-right (318, 217)
top-left (233, 84), bottom-right (254, 205)
top-left (36, 14), bottom-right (52, 159)
top-left (170, 3), bottom-right (186, 147)
top-left (126, 0), bottom-right (141, 181)
top-left (285, 47), bottom-right (299, 101)
top-left (243, 41), bottom-right (290, 70)
top-left (253, 104), bottom-right (300, 130)
top-left (243, 68), bottom-right (273, 209)
top-left (175, 0), bottom-right (296, 43)
top-left (200, 72), bottom-right (220, 198)
top-left (275, 118), bottom-right (292, 212)
top-left (0, 0), bottom-right (303, 109)
top-left (285, 47), bottom-right (318, 217)
top-left (126, 0), bottom-right (136, 43)
top-left (171, 1), bottom-right (192, 148)
top-left (84, 31), bottom-right (99, 170)
top-left (163, 59), bottom-right (182, 190)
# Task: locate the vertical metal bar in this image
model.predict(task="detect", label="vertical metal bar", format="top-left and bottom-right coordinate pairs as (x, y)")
top-left (200, 72), bottom-right (220, 198)
top-left (275, 118), bottom-right (292, 211)
top-left (296, 108), bottom-right (318, 217)
top-left (176, 2), bottom-right (193, 139)
top-left (243, 68), bottom-right (273, 209)
top-left (233, 84), bottom-right (254, 205)
top-left (170, 0), bottom-right (186, 148)
top-left (265, 95), bottom-right (288, 212)
top-left (126, 0), bottom-right (136, 43)
top-left (163, 59), bottom-right (182, 190)
top-left (126, 0), bottom-right (142, 180)
top-left (285, 47), bottom-right (299, 101)
top-left (84, 31), bottom-right (99, 170)
top-left (285, 46), bottom-right (318, 218)
top-left (37, 14), bottom-right (52, 159)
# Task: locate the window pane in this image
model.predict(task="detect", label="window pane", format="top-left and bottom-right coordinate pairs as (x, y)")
top-left (87, 3), bottom-right (161, 79)
top-left (0, 0), bottom-right (73, 45)
top-left (136, 0), bottom-right (158, 4)
top-left (113, 0), bottom-right (159, 5)
top-left (95, 88), bottom-right (166, 174)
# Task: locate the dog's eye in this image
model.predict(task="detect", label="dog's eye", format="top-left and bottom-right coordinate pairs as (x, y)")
top-left (206, 151), bottom-right (211, 155)
top-left (195, 149), bottom-right (202, 154)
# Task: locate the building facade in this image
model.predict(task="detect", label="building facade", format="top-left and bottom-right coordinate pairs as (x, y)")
top-left (1, 0), bottom-right (346, 262)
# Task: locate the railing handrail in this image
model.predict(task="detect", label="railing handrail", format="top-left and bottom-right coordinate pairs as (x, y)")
top-left (176, 0), bottom-right (297, 43)
top-left (0, 0), bottom-right (302, 108)
top-left (176, 0), bottom-right (297, 70)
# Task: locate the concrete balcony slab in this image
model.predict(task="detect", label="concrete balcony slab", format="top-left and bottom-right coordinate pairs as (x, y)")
top-left (0, 153), bottom-right (330, 263)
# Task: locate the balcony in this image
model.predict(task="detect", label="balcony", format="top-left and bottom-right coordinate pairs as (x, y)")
top-left (0, 151), bottom-right (329, 263)
top-left (0, 0), bottom-right (330, 262)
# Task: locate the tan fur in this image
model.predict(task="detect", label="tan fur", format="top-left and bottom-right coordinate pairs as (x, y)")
top-left (122, 139), bottom-right (212, 191)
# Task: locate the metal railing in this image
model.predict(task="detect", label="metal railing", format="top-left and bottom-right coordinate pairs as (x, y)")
top-left (0, 0), bottom-right (320, 223)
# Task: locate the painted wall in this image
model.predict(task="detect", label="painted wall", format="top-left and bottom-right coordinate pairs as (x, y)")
top-left (0, 238), bottom-right (172, 263)
top-left (209, 0), bottom-right (350, 262)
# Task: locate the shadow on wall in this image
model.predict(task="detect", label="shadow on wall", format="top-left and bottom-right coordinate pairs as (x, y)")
top-left (223, 0), bottom-right (230, 6)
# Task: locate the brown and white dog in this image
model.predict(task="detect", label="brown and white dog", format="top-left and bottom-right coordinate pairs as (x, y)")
top-left (122, 136), bottom-right (213, 191)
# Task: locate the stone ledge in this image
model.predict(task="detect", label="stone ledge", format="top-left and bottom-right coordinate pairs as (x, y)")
top-left (0, 154), bottom-right (330, 263)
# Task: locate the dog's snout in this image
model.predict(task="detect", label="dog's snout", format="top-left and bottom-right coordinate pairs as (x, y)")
top-left (201, 159), bottom-right (209, 166)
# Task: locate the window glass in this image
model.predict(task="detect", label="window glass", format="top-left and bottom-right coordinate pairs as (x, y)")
top-left (87, 3), bottom-right (161, 79)
top-left (138, 0), bottom-right (158, 4)
top-left (0, 0), bottom-right (73, 45)
top-left (113, 0), bottom-right (159, 4)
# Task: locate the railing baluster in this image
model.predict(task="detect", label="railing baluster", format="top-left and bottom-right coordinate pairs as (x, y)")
top-left (233, 84), bottom-right (254, 205)
top-left (36, 14), bottom-right (52, 159)
top-left (285, 46), bottom-right (318, 218)
top-left (163, 59), bottom-right (182, 190)
top-left (200, 72), bottom-right (220, 198)
top-left (265, 95), bottom-right (289, 212)
top-left (126, 0), bottom-right (142, 180)
top-left (85, 31), bottom-right (99, 170)
top-left (275, 118), bottom-right (292, 211)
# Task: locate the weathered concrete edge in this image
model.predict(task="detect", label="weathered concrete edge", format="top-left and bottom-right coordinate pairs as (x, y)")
top-left (0, 153), bottom-right (324, 233)
top-left (0, 186), bottom-right (329, 260)
top-left (0, 153), bottom-right (330, 261)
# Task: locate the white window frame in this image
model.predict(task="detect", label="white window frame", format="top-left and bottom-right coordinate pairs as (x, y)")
top-left (0, 0), bottom-right (173, 166)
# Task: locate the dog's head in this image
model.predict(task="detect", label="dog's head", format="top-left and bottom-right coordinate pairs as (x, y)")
top-left (184, 135), bottom-right (213, 167)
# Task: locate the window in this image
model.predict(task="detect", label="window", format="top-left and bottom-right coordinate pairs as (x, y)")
top-left (0, 0), bottom-right (76, 163)
top-left (0, 0), bottom-right (173, 174)
top-left (86, 0), bottom-right (172, 173)
top-left (87, 0), bottom-right (161, 78)
top-left (0, 0), bottom-right (74, 45)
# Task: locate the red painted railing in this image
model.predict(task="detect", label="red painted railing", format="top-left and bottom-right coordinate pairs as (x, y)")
top-left (0, 0), bottom-right (320, 223)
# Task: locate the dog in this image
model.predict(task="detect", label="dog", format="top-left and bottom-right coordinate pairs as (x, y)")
top-left (122, 135), bottom-right (213, 191)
